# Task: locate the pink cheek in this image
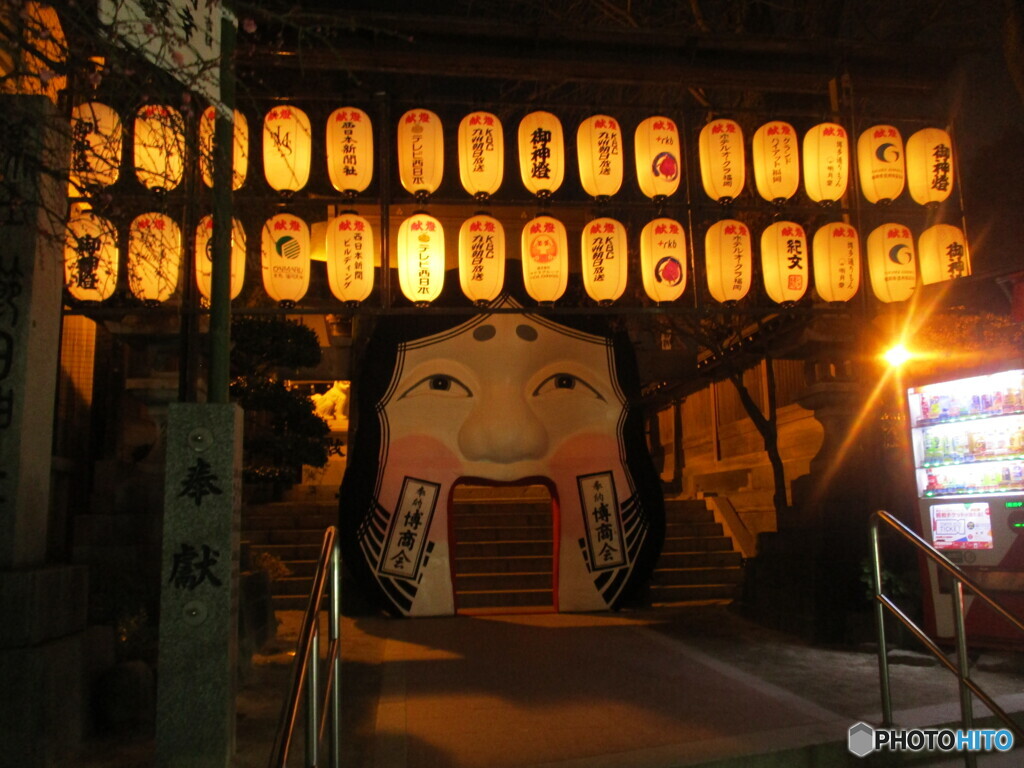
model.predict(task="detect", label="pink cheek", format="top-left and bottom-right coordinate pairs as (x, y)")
top-left (383, 434), bottom-right (464, 480)
top-left (548, 433), bottom-right (619, 471)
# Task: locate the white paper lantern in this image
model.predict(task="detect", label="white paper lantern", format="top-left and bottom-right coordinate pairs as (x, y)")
top-left (134, 105), bottom-right (185, 192)
top-left (803, 122), bottom-right (849, 203)
top-left (458, 111), bottom-right (503, 198)
top-left (195, 215), bottom-right (246, 301)
top-left (458, 215), bottom-right (506, 304)
top-left (812, 223), bottom-right (860, 302)
top-left (199, 106), bottom-right (248, 190)
top-left (752, 121), bottom-right (799, 203)
top-left (398, 109), bottom-right (444, 196)
top-left (518, 111), bottom-right (565, 197)
top-left (705, 219), bottom-right (752, 303)
top-left (521, 216), bottom-right (568, 304)
top-left (867, 223), bottom-right (916, 303)
top-left (263, 105), bottom-right (312, 193)
top-left (69, 102), bottom-right (122, 192)
top-left (327, 107), bottom-right (373, 195)
top-left (64, 207), bottom-right (118, 302)
top-left (906, 127), bottom-right (955, 206)
top-left (581, 218), bottom-right (628, 304)
top-left (760, 221), bottom-right (809, 304)
top-left (919, 224), bottom-right (971, 284)
top-left (397, 213), bottom-right (445, 305)
top-left (634, 116), bottom-right (681, 200)
top-left (698, 119), bottom-right (745, 203)
top-left (128, 212), bottom-right (181, 302)
top-left (577, 114), bottom-right (623, 199)
top-left (857, 125), bottom-right (905, 204)
top-left (640, 218), bottom-right (686, 303)
top-left (326, 213), bottom-right (374, 303)
top-left (261, 213), bottom-right (311, 304)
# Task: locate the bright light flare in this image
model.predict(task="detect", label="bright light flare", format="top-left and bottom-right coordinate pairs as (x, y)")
top-left (883, 343), bottom-right (913, 368)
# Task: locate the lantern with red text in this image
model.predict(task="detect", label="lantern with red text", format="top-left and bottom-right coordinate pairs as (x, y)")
top-left (128, 212), bottom-right (181, 303)
top-left (582, 218), bottom-right (628, 305)
top-left (634, 116), bottom-right (681, 200)
top-left (69, 102), bottom-right (122, 192)
top-left (261, 213), bottom-right (310, 304)
top-left (906, 128), bottom-right (955, 206)
top-left (459, 215), bottom-right (505, 304)
top-left (760, 221), bottom-right (809, 304)
top-left (518, 111), bottom-right (565, 198)
top-left (521, 216), bottom-right (568, 304)
top-left (195, 215), bottom-right (246, 302)
top-left (263, 105), bottom-right (311, 193)
top-left (398, 109), bottom-right (444, 197)
top-left (458, 111), bottom-right (503, 199)
top-left (857, 125), bottom-right (905, 204)
top-left (699, 119), bottom-right (745, 203)
top-left (577, 115), bottom-right (623, 199)
top-left (919, 224), bottom-right (971, 285)
top-left (640, 218), bottom-right (686, 303)
top-left (326, 213), bottom-right (374, 303)
top-left (199, 106), bottom-right (248, 190)
top-left (327, 107), bottom-right (373, 195)
top-left (705, 220), bottom-right (752, 303)
top-left (64, 207), bottom-right (118, 302)
top-left (867, 224), bottom-right (917, 303)
top-left (398, 214), bottom-right (445, 305)
top-left (803, 123), bottom-right (849, 203)
top-left (812, 224), bottom-right (860, 302)
top-left (752, 121), bottom-right (799, 204)
top-left (134, 105), bottom-right (185, 192)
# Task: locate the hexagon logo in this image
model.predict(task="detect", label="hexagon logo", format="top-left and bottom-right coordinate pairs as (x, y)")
top-left (848, 722), bottom-right (875, 757)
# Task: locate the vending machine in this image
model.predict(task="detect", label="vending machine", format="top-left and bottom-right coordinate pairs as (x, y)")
top-left (907, 366), bottom-right (1024, 648)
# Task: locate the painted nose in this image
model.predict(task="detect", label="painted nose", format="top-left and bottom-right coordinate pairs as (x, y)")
top-left (458, 383), bottom-right (548, 463)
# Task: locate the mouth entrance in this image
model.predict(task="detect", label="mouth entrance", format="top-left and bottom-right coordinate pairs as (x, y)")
top-left (449, 479), bottom-right (558, 615)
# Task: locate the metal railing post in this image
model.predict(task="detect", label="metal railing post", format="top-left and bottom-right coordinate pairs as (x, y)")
top-left (306, 626), bottom-right (321, 768)
top-left (869, 515), bottom-right (894, 727)
top-left (951, 580), bottom-right (977, 768)
top-left (329, 539), bottom-right (343, 768)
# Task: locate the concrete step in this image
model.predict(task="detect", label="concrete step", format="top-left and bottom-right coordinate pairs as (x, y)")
top-left (452, 501), bottom-right (551, 516)
top-left (455, 525), bottom-right (553, 543)
top-left (451, 511), bottom-right (553, 528)
top-left (455, 571), bottom-right (553, 592)
top-left (243, 511), bottom-right (337, 531)
top-left (247, 543), bottom-right (321, 562)
top-left (244, 500), bottom-right (338, 517)
top-left (262, 528), bottom-right (331, 545)
top-left (649, 582), bottom-right (741, 603)
top-left (455, 540), bottom-right (554, 558)
top-left (272, 575), bottom-right (315, 597)
top-left (456, 588), bottom-right (554, 609)
top-left (666, 521), bottom-right (723, 537)
top-left (663, 498), bottom-right (714, 518)
top-left (656, 550), bottom-right (743, 569)
top-left (455, 555), bottom-right (554, 574)
top-left (651, 566), bottom-right (744, 587)
top-left (661, 535), bottom-right (734, 553)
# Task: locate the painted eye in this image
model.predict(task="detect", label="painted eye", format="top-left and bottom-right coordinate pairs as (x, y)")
top-left (399, 374), bottom-right (472, 399)
top-left (533, 373), bottom-right (604, 400)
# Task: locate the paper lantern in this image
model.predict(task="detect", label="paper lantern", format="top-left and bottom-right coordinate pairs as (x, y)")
top-left (398, 109), bottom-right (444, 197)
top-left (458, 215), bottom-right (506, 304)
top-left (397, 213), bottom-right (445, 305)
top-left (906, 127), bottom-right (955, 206)
top-left (326, 213), bottom-right (374, 303)
top-left (458, 111), bottom-right (503, 198)
top-left (698, 119), bottom-right (745, 203)
top-left (261, 213), bottom-right (310, 304)
top-left (263, 105), bottom-right (311, 193)
top-left (518, 111), bottom-right (565, 197)
top-left (3, 2), bottom-right (67, 103)
top-left (327, 107), bottom-right (373, 195)
top-left (857, 125), bottom-right (905, 204)
top-left (760, 221), bottom-right (809, 304)
top-left (195, 215), bottom-right (246, 301)
top-left (919, 224), bottom-right (971, 284)
top-left (199, 106), bottom-right (248, 190)
top-left (634, 116), bottom-right (681, 200)
top-left (127, 212), bottom-right (181, 302)
top-left (69, 102), bottom-right (122, 192)
top-left (577, 114), bottom-right (623, 199)
top-left (134, 105), bottom-right (185, 192)
top-left (581, 218), bottom-right (628, 305)
top-left (812, 223), bottom-right (860, 302)
top-left (64, 207), bottom-right (118, 302)
top-left (640, 218), bottom-right (686, 303)
top-left (752, 121), bottom-right (799, 203)
top-left (521, 216), bottom-right (568, 304)
top-left (705, 219), bottom-right (752, 303)
top-left (867, 223), bottom-right (916, 303)
top-left (803, 122), bottom-right (849, 203)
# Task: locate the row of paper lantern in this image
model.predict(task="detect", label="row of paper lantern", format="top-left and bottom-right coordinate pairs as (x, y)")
top-left (69, 101), bottom-right (954, 206)
top-left (64, 207), bottom-right (970, 307)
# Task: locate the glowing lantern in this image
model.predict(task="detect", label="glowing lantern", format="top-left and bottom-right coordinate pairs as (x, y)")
top-left (760, 221), bottom-right (809, 304)
top-left (906, 127), bottom-right (955, 206)
top-left (69, 102), bottom-right (122, 193)
top-left (577, 114), bottom-right (623, 199)
top-left (261, 213), bottom-right (310, 304)
top-left (134, 105), bottom-right (185, 192)
top-left (1, 2), bottom-right (67, 103)
top-left (857, 125), bottom-right (905, 204)
top-left (327, 107), bottom-right (373, 195)
top-left (518, 111), bottom-right (565, 197)
top-left (803, 122), bottom-right (849, 203)
top-left (521, 216), bottom-right (568, 304)
top-left (128, 212), bottom-right (181, 303)
top-left (634, 116), bottom-right (681, 200)
top-left (919, 224), bottom-right (971, 285)
top-left (752, 121), bottom-right (799, 203)
top-left (195, 215), bottom-right (246, 301)
top-left (458, 215), bottom-right (505, 304)
top-left (698, 119), bottom-right (745, 203)
top-left (812, 223), bottom-right (860, 302)
top-left (199, 106), bottom-right (248, 190)
top-left (398, 109), bottom-right (444, 197)
top-left (458, 111), bottom-right (504, 198)
top-left (705, 219), bottom-right (752, 303)
top-left (397, 214), bottom-right (445, 305)
top-left (326, 213), bottom-right (374, 303)
top-left (640, 218), bottom-right (686, 303)
top-left (867, 223), bottom-right (916, 303)
top-left (263, 105), bottom-right (311, 193)
top-left (64, 207), bottom-right (118, 302)
top-left (581, 218), bottom-right (628, 305)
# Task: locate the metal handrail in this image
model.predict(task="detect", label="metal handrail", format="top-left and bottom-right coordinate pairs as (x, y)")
top-left (268, 525), bottom-right (343, 768)
top-left (870, 510), bottom-right (1024, 765)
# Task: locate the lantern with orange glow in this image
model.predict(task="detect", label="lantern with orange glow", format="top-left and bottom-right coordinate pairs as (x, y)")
top-left (752, 121), bottom-right (799, 203)
top-left (199, 106), bottom-right (248, 190)
top-left (577, 115), bottom-right (623, 199)
top-left (803, 122), bottom-right (849, 203)
top-left (857, 125), bottom-right (905, 204)
top-left (134, 105), bottom-right (185, 192)
top-left (64, 206), bottom-right (118, 302)
top-left (195, 215), bottom-right (246, 301)
top-left (521, 216), bottom-right (568, 304)
top-left (634, 116), bottom-right (681, 200)
top-left (518, 111), bottom-right (565, 197)
top-left (458, 111), bottom-right (503, 198)
top-left (812, 223), bottom-right (860, 302)
top-left (581, 218), bottom-right (628, 305)
top-left (397, 214), bottom-right (445, 305)
top-left (69, 102), bottom-right (122, 192)
top-left (3, 2), bottom-right (67, 103)
top-left (867, 223), bottom-right (916, 303)
top-left (263, 105), bottom-right (311, 193)
top-left (327, 107), bottom-right (373, 195)
top-left (918, 224), bottom-right (970, 284)
top-left (698, 119), bottom-right (745, 203)
top-left (906, 128), bottom-right (955, 206)
top-left (398, 109), bottom-right (444, 197)
top-left (261, 213), bottom-right (310, 304)
top-left (128, 212), bottom-right (181, 302)
top-left (458, 215), bottom-right (505, 304)
top-left (705, 219), bottom-right (752, 303)
top-left (640, 218), bottom-right (686, 303)
top-left (760, 221), bottom-right (809, 304)
top-left (326, 213), bottom-right (374, 303)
